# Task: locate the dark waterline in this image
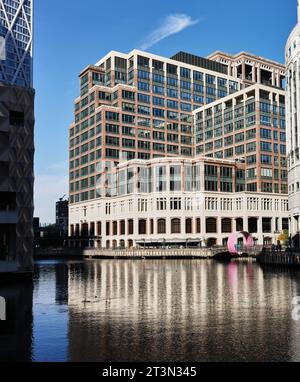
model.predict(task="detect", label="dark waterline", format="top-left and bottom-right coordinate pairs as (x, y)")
top-left (1, 259), bottom-right (300, 362)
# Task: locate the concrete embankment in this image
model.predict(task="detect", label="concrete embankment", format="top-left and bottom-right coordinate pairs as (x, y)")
top-left (34, 247), bottom-right (262, 260)
top-left (82, 248), bottom-right (216, 259)
top-left (257, 250), bottom-right (300, 267)
top-left (34, 248), bottom-right (215, 260)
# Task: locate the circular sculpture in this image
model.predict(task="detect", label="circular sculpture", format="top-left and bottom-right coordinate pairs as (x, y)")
top-left (227, 231), bottom-right (254, 255)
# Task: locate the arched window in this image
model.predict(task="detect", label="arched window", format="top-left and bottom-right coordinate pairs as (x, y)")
top-left (90, 222), bottom-right (95, 237)
top-left (97, 222), bottom-right (102, 236)
top-left (81, 223), bottom-right (89, 237)
top-left (171, 218), bottom-right (181, 234)
top-left (139, 219), bottom-right (147, 235)
top-left (150, 219), bottom-right (154, 234)
top-left (106, 221), bottom-right (110, 236)
top-left (120, 220), bottom-right (126, 235)
top-left (128, 219), bottom-right (134, 235)
top-left (157, 219), bottom-right (166, 234)
top-left (206, 218), bottom-right (217, 233)
top-left (236, 218), bottom-right (243, 232)
top-left (207, 238), bottom-right (217, 247)
top-left (248, 217), bottom-right (258, 233)
top-left (196, 218), bottom-right (201, 234)
top-left (113, 221), bottom-right (118, 236)
top-left (221, 218), bottom-right (232, 233)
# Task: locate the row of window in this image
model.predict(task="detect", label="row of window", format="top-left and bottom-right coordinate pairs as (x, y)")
top-left (71, 216), bottom-right (287, 237)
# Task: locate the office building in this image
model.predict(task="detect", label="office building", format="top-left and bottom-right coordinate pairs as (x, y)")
top-left (286, 0), bottom-right (300, 240)
top-left (69, 49), bottom-right (288, 248)
top-left (0, 0), bottom-right (34, 274)
top-left (56, 198), bottom-right (69, 237)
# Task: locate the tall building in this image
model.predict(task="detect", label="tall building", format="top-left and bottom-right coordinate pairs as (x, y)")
top-left (0, 0), bottom-right (34, 274)
top-left (56, 198), bottom-right (69, 237)
top-left (69, 49), bottom-right (288, 249)
top-left (286, 0), bottom-right (300, 241)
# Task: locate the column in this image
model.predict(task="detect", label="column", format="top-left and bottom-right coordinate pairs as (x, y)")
top-left (257, 65), bottom-right (261, 84)
top-left (257, 218), bottom-right (263, 245)
top-left (242, 62), bottom-right (246, 81)
top-left (252, 64), bottom-right (256, 83)
top-left (217, 217), bottom-right (222, 240)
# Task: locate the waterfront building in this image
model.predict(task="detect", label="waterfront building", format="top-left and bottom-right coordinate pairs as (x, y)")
top-left (0, 0), bottom-right (34, 273)
top-left (69, 156), bottom-right (288, 249)
top-left (286, 1), bottom-right (300, 240)
top-left (56, 197), bottom-right (69, 237)
top-left (194, 84), bottom-right (287, 194)
top-left (69, 49), bottom-right (288, 249)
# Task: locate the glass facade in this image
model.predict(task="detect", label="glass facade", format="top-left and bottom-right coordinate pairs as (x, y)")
top-left (69, 50), bottom-right (287, 204)
top-left (0, 0), bottom-right (33, 87)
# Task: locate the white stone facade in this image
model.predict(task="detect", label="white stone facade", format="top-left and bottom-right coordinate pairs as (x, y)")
top-left (69, 158), bottom-right (289, 249)
top-left (286, 1), bottom-right (300, 237)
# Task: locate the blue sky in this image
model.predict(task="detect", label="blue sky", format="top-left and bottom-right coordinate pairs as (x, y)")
top-left (34, 0), bottom-right (297, 223)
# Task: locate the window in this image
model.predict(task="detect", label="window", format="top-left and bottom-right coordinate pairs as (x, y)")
top-left (206, 74), bottom-right (216, 85)
top-left (138, 82), bottom-right (150, 92)
top-left (138, 70), bottom-right (150, 80)
top-left (157, 198), bottom-right (167, 211)
top-left (192, 70), bottom-right (203, 82)
top-left (185, 218), bottom-right (192, 234)
top-left (167, 88), bottom-right (178, 98)
top-left (106, 111), bottom-right (119, 121)
top-left (122, 90), bottom-right (135, 100)
top-left (167, 99), bottom-right (178, 109)
top-left (170, 198), bottom-right (182, 210)
top-left (206, 218), bottom-right (217, 233)
top-left (153, 108), bottom-right (165, 118)
top-left (196, 218), bottom-right (201, 234)
top-left (10, 111), bottom-right (24, 126)
top-left (171, 218), bottom-right (181, 234)
top-left (157, 219), bottom-right (166, 234)
top-left (167, 63), bottom-right (177, 75)
top-left (180, 67), bottom-right (191, 78)
top-left (170, 166), bottom-right (181, 191)
top-left (138, 93), bottom-right (150, 103)
top-left (139, 219), bottom-right (147, 235)
top-left (153, 85), bottom-right (165, 95)
top-left (222, 218), bottom-right (232, 233)
top-left (167, 77), bottom-right (178, 87)
top-left (128, 219), bottom-right (134, 235)
top-left (137, 105), bottom-right (150, 116)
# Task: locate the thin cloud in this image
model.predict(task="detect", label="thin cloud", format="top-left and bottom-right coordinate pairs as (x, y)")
top-left (47, 160), bottom-right (69, 173)
top-left (140, 14), bottom-right (199, 50)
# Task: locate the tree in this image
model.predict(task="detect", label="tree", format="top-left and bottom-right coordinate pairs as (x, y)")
top-left (278, 230), bottom-right (289, 246)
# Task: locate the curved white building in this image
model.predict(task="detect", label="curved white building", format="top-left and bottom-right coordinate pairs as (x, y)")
top-left (69, 157), bottom-right (289, 249)
top-left (286, 1), bottom-right (300, 238)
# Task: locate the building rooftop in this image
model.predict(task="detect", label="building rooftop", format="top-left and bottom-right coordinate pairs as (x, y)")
top-left (207, 51), bottom-right (285, 69)
top-left (170, 51), bottom-right (228, 75)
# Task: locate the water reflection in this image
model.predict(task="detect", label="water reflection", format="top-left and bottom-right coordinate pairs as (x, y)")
top-left (66, 260), bottom-right (300, 362)
top-left (1, 259), bottom-right (300, 362)
top-left (0, 280), bottom-right (33, 362)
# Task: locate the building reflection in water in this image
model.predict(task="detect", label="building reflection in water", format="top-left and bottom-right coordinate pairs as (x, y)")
top-left (0, 280), bottom-right (33, 362)
top-left (1, 260), bottom-right (300, 362)
top-left (31, 261), bottom-right (70, 362)
top-left (66, 260), bottom-right (300, 362)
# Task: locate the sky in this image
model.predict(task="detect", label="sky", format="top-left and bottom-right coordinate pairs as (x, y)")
top-left (34, 0), bottom-right (297, 223)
